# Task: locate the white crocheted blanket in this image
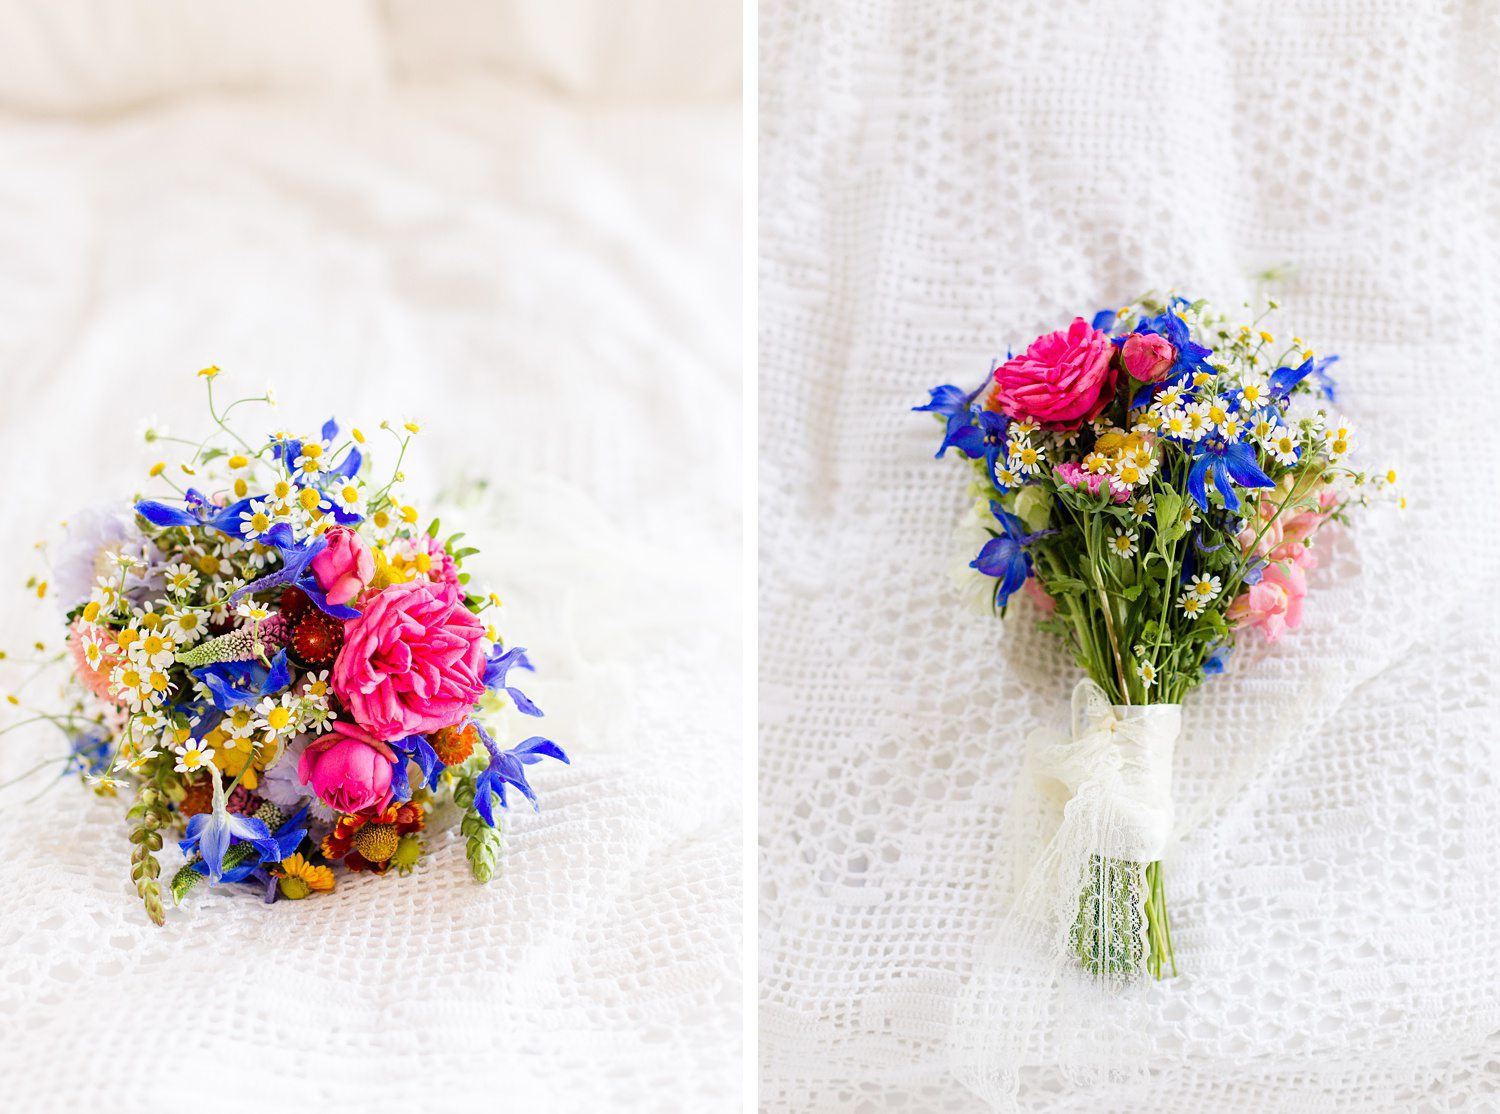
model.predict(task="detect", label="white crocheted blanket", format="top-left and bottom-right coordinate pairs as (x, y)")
top-left (758, 1), bottom-right (1500, 1109)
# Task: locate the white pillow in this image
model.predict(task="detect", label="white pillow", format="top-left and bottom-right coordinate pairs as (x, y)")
top-left (384, 0), bottom-right (740, 101)
top-left (0, 0), bottom-right (386, 115)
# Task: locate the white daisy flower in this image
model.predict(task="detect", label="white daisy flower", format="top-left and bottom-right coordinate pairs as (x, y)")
top-left (1129, 496), bottom-right (1153, 522)
top-left (239, 498), bottom-right (276, 541)
top-left (1137, 660), bottom-right (1158, 688)
top-left (173, 740), bottom-right (216, 775)
top-left (1009, 440), bottom-right (1045, 476)
top-left (1205, 396), bottom-right (1235, 431)
top-left (1324, 419), bottom-right (1354, 460)
top-left (164, 562), bottom-right (200, 596)
top-left (165, 607), bottom-right (208, 645)
top-left (1267, 430), bottom-right (1301, 466)
top-left (253, 693), bottom-right (301, 743)
top-left (1160, 408), bottom-right (1190, 439)
top-left (130, 629), bottom-right (177, 669)
top-left (1238, 378), bottom-right (1268, 411)
top-left (1181, 402), bottom-right (1211, 441)
top-left (1187, 574), bottom-right (1222, 600)
top-left (1178, 593), bottom-right (1206, 617)
top-left (1109, 529), bottom-right (1139, 558)
top-left (329, 479), bottom-right (365, 517)
top-left (236, 601), bottom-right (272, 624)
top-left (993, 462), bottom-right (1021, 490)
top-left (81, 632), bottom-right (108, 671)
top-left (1081, 451), bottom-right (1112, 475)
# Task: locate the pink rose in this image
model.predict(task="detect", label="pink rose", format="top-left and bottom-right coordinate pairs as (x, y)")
top-left (332, 579), bottom-right (487, 740)
top-left (310, 526), bottom-right (374, 607)
top-left (1226, 563), bottom-right (1307, 644)
top-left (991, 318), bottom-right (1118, 430)
top-left (1054, 461), bottom-right (1131, 503)
top-left (1120, 332), bottom-right (1176, 383)
top-left (297, 721), bottom-right (398, 814)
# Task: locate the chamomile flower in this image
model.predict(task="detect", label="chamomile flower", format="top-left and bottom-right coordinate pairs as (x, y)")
top-left (1160, 408), bottom-right (1190, 439)
top-left (165, 606), bottom-right (208, 645)
top-left (1218, 416), bottom-right (1242, 442)
top-left (329, 479), bottom-right (365, 517)
top-left (1109, 529), bottom-right (1139, 558)
top-left (1115, 460), bottom-right (1145, 488)
top-left (301, 697), bottom-right (336, 732)
top-left (252, 693), bottom-right (301, 744)
top-left (1081, 451), bottom-right (1111, 475)
top-left (173, 739), bottom-right (216, 775)
top-left (1178, 593), bottom-right (1206, 617)
top-left (1267, 430), bottom-right (1301, 466)
top-left (164, 562), bottom-right (200, 596)
top-left (239, 498), bottom-right (276, 541)
top-left (1154, 384), bottom-right (1188, 412)
top-left (1205, 396), bottom-right (1235, 432)
top-left (1009, 440), bottom-right (1045, 475)
top-left (1009, 419), bottom-right (1041, 439)
top-left (1181, 402), bottom-right (1212, 441)
top-left (1324, 419), bottom-right (1354, 460)
top-left (110, 662), bottom-right (167, 711)
top-left (293, 440), bottom-right (326, 478)
top-left (221, 705), bottom-right (258, 741)
top-left (1237, 377), bottom-right (1269, 411)
top-left (1250, 410), bottom-right (1282, 444)
top-left (236, 601), bottom-right (273, 624)
top-left (1136, 660), bottom-right (1158, 689)
top-left (1186, 574), bottom-right (1222, 600)
top-left (1129, 496), bottom-right (1153, 522)
top-left (80, 632), bottom-right (108, 671)
top-left (992, 462), bottom-right (1021, 491)
top-left (131, 629), bottom-right (177, 669)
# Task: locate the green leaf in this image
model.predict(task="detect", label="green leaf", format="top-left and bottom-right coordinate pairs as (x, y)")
top-left (170, 863), bottom-right (203, 906)
top-left (425, 517), bottom-right (442, 538)
top-left (1043, 573), bottom-right (1088, 595)
top-left (452, 547), bottom-right (481, 561)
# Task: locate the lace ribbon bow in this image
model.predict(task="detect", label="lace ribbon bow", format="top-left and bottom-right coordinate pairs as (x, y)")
top-left (1029, 678), bottom-right (1181, 862)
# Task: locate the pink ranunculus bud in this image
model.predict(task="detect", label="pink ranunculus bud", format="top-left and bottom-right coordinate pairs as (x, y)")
top-left (1120, 331), bottom-right (1177, 383)
top-left (332, 579), bottom-right (488, 740)
top-left (297, 721), bottom-right (398, 815)
top-left (310, 525), bottom-right (374, 607)
top-left (990, 318), bottom-right (1118, 431)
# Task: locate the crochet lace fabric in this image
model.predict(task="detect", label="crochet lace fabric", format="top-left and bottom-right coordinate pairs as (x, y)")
top-left (0, 82), bottom-right (741, 1111)
top-left (759, 1), bottom-right (1500, 1109)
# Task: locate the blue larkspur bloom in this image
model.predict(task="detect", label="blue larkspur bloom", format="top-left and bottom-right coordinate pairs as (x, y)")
top-left (192, 648), bottom-right (292, 711)
top-left (1307, 354), bottom-right (1339, 402)
top-left (1090, 308), bottom-right (1119, 333)
top-left (189, 805), bottom-right (309, 886)
top-left (65, 725), bottom-right (112, 778)
top-left (1186, 439), bottom-right (1274, 513)
top-left (179, 777), bottom-right (302, 884)
top-left (388, 734), bottom-right (443, 803)
top-left (469, 722), bottom-right (569, 827)
top-left (270, 417), bottom-right (362, 495)
top-left (970, 501), bottom-right (1054, 606)
top-left (135, 487), bottom-right (260, 537)
top-left (1202, 645), bottom-right (1232, 676)
top-left (942, 409), bottom-right (1011, 485)
top-left (482, 646), bottom-right (542, 717)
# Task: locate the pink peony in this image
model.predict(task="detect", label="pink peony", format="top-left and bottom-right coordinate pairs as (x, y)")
top-left (1054, 461), bottom-right (1131, 504)
top-left (1226, 563), bottom-right (1307, 644)
top-left (332, 579), bottom-right (488, 740)
top-left (1120, 332), bottom-right (1176, 383)
top-left (310, 526), bottom-right (374, 607)
top-left (991, 318), bottom-right (1118, 430)
top-left (298, 721), bottom-right (398, 815)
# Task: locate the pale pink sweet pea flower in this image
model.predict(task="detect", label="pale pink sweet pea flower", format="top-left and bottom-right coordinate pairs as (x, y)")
top-left (1226, 563), bottom-right (1307, 643)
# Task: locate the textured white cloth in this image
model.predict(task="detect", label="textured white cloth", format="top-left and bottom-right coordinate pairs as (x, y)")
top-left (759, 1), bottom-right (1500, 1109)
top-left (0, 79), bottom-right (740, 1110)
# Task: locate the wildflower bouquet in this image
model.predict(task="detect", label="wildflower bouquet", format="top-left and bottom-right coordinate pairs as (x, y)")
top-left (917, 295), bottom-right (1396, 980)
top-left (13, 369), bottom-right (566, 925)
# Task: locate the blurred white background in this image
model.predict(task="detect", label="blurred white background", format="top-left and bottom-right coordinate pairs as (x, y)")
top-left (0, 3), bottom-right (742, 1110)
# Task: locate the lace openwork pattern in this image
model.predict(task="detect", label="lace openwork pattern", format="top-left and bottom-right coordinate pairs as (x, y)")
top-left (760, 0), bottom-right (1500, 1109)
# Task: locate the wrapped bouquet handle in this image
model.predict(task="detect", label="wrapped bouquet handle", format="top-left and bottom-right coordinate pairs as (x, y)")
top-left (1033, 680), bottom-right (1178, 863)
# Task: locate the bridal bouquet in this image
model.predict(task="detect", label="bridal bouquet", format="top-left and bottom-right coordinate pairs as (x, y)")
top-left (13, 368), bottom-right (566, 925)
top-left (917, 296), bottom-right (1396, 979)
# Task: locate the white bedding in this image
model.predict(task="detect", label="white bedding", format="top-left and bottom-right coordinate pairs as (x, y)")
top-left (758, 1), bottom-right (1500, 1110)
top-left (0, 78), bottom-right (741, 1111)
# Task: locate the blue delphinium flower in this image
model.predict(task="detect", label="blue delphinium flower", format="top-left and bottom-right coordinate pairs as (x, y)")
top-left (1090, 308), bottom-right (1118, 333)
top-left (942, 409), bottom-right (1010, 481)
top-left (189, 805), bottom-right (309, 886)
top-left (469, 721), bottom-right (569, 827)
top-left (179, 776), bottom-right (298, 883)
top-left (1307, 354), bottom-right (1339, 402)
top-left (1267, 356), bottom-right (1317, 402)
top-left (135, 487), bottom-right (260, 537)
top-left (192, 648), bottom-right (292, 711)
top-left (1202, 644), bottom-right (1232, 676)
top-left (1186, 439), bottom-right (1274, 513)
top-left (270, 417), bottom-right (362, 489)
top-left (64, 725), bottom-right (112, 778)
top-left (482, 646), bottom-right (542, 717)
top-left (1125, 304), bottom-right (1215, 406)
top-left (970, 501), bottom-right (1054, 606)
top-left (388, 735), bottom-right (443, 803)
top-left (225, 522), bottom-right (359, 620)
